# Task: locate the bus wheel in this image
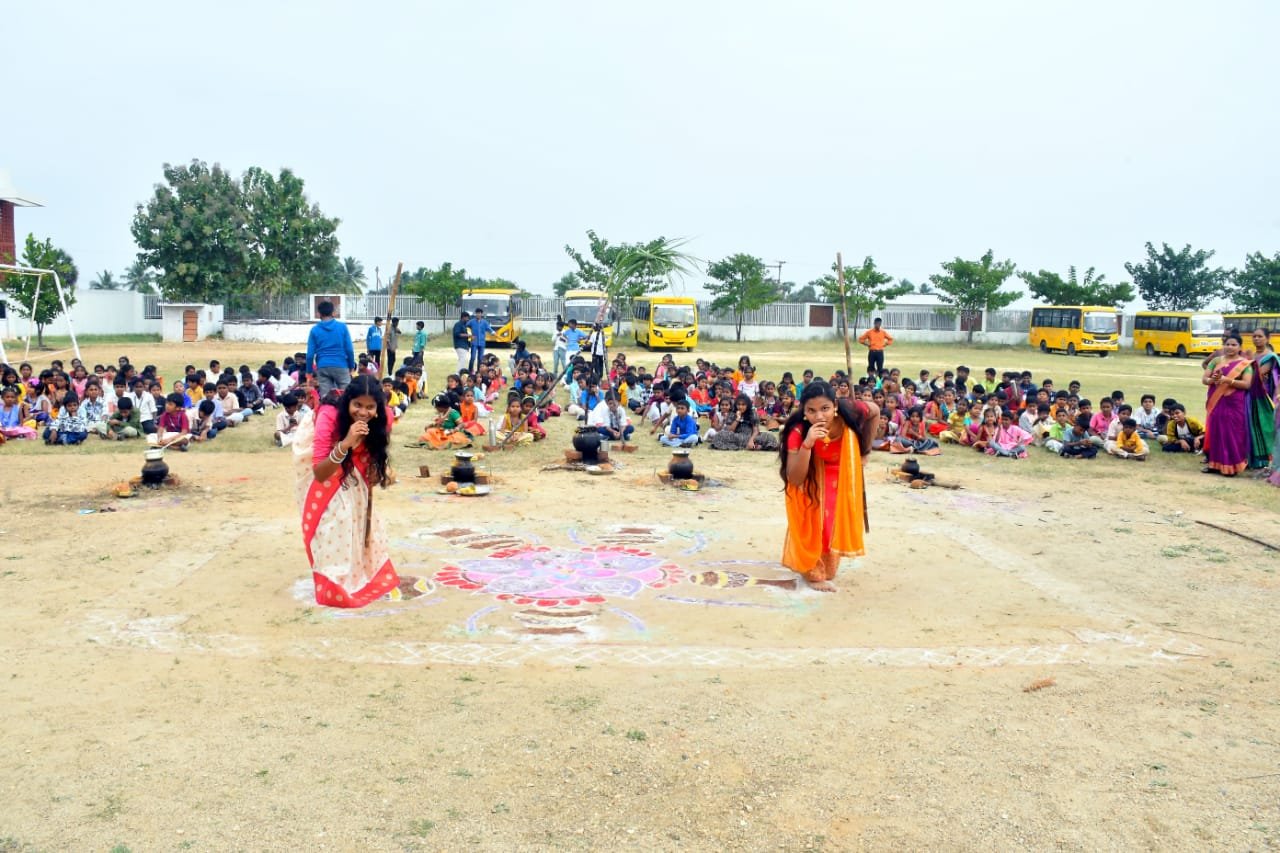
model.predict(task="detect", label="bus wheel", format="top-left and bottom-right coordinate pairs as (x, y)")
top-left (1039, 340), bottom-right (1048, 353)
top-left (1098, 350), bottom-right (1109, 358)
top-left (1176, 345), bottom-right (1187, 358)
top-left (1067, 343), bottom-right (1077, 356)
top-left (1145, 343), bottom-right (1155, 356)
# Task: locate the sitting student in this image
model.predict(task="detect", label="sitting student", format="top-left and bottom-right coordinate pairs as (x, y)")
top-left (381, 378), bottom-right (405, 420)
top-left (1154, 397), bottom-right (1178, 440)
top-left (191, 399), bottom-right (219, 443)
top-left (660, 399), bottom-right (701, 447)
top-left (238, 372), bottom-right (266, 414)
top-left (970, 408), bottom-right (999, 453)
top-left (709, 394), bottom-right (778, 451)
top-left (869, 411), bottom-right (893, 451)
top-left (1022, 403), bottom-right (1053, 446)
top-left (195, 382), bottom-right (229, 432)
top-left (1059, 412), bottom-right (1099, 459)
top-left (642, 391), bottom-right (672, 435)
top-left (495, 398), bottom-right (535, 445)
top-left (1108, 417), bottom-right (1148, 461)
top-left (155, 393), bottom-right (193, 450)
top-left (0, 386), bottom-right (37, 440)
top-left (257, 368), bottom-right (280, 408)
top-left (1134, 394), bottom-right (1160, 439)
top-left (519, 395), bottom-right (546, 441)
top-left (421, 394), bottom-right (474, 449)
top-left (215, 380), bottom-right (248, 426)
top-left (702, 395), bottom-right (733, 444)
top-left (274, 392), bottom-right (306, 447)
top-left (44, 396), bottom-right (89, 445)
top-left (80, 382), bottom-right (108, 435)
top-left (129, 377), bottom-right (158, 435)
top-left (939, 398), bottom-right (972, 445)
top-left (99, 395), bottom-right (142, 440)
top-left (1103, 403), bottom-right (1134, 453)
top-left (893, 406), bottom-right (941, 455)
top-left (589, 392), bottom-right (635, 444)
top-left (1161, 405), bottom-right (1204, 453)
top-left (986, 409), bottom-right (1032, 458)
top-left (1043, 406), bottom-right (1071, 453)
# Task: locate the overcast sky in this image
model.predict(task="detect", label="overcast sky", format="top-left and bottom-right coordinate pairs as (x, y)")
top-left (8, 1), bottom-right (1278, 306)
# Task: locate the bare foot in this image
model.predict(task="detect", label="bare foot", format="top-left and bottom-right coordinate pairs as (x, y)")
top-left (809, 579), bottom-right (837, 593)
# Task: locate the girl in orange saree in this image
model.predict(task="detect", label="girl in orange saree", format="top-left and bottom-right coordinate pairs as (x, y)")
top-left (1201, 333), bottom-right (1253, 477)
top-left (778, 381), bottom-right (878, 592)
top-left (293, 374), bottom-right (398, 608)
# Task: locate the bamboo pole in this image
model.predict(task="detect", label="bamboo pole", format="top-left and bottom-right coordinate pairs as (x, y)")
top-left (385, 261), bottom-right (404, 320)
top-left (836, 252), bottom-right (852, 377)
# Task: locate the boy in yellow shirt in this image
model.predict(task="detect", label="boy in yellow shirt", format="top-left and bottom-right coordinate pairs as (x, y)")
top-left (1108, 417), bottom-right (1148, 461)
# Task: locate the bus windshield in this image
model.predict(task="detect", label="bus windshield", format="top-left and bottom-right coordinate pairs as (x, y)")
top-left (460, 297), bottom-right (509, 325)
top-left (652, 304), bottom-right (696, 328)
top-left (563, 302), bottom-right (603, 325)
top-left (1083, 312), bottom-right (1117, 334)
top-left (1191, 314), bottom-right (1224, 337)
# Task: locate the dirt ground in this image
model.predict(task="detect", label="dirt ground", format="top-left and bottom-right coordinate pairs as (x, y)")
top-left (3, 339), bottom-right (1280, 851)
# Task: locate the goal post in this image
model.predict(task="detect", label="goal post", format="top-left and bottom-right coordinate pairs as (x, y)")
top-left (0, 262), bottom-right (80, 362)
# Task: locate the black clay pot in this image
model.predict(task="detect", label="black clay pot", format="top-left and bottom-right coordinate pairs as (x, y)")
top-left (451, 451), bottom-right (477, 484)
top-left (141, 448), bottom-right (170, 488)
top-left (668, 449), bottom-right (695, 480)
top-left (573, 427), bottom-right (602, 464)
top-left (900, 458), bottom-right (920, 477)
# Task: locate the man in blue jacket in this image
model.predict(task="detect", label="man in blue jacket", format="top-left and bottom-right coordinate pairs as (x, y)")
top-left (366, 317), bottom-right (384, 376)
top-left (306, 300), bottom-right (356, 396)
top-left (467, 308), bottom-right (495, 374)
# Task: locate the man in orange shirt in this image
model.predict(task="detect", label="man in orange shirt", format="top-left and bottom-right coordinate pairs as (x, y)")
top-left (858, 317), bottom-right (894, 375)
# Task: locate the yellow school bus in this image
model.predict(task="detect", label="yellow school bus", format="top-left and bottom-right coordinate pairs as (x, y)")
top-left (562, 289), bottom-right (615, 346)
top-left (632, 295), bottom-right (698, 350)
top-left (1029, 305), bottom-right (1120, 356)
top-left (1133, 311), bottom-right (1223, 357)
top-left (459, 288), bottom-right (522, 346)
top-left (1225, 313), bottom-right (1280, 348)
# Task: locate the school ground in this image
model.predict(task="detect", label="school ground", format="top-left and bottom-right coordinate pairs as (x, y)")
top-left (3, 337), bottom-right (1280, 851)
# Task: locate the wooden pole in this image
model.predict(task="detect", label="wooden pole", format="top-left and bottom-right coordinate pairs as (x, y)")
top-left (385, 261), bottom-right (404, 320)
top-left (836, 252), bottom-right (853, 377)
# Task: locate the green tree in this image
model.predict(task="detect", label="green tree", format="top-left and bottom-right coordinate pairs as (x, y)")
top-left (341, 256), bottom-right (367, 292)
top-left (1018, 266), bottom-right (1135, 306)
top-left (132, 161), bottom-right (250, 303)
top-left (928, 250), bottom-right (1021, 342)
top-left (704, 254), bottom-right (779, 341)
top-left (552, 272), bottom-right (582, 297)
top-left (405, 262), bottom-right (468, 331)
top-left (0, 234), bottom-right (79, 347)
top-left (123, 259), bottom-right (157, 293)
top-left (781, 282), bottom-right (817, 303)
top-left (812, 257), bottom-right (912, 336)
top-left (89, 270), bottom-right (120, 290)
top-left (564, 230), bottom-right (692, 329)
top-left (1229, 251), bottom-right (1280, 312)
top-left (1123, 242), bottom-right (1227, 311)
top-left (240, 166), bottom-right (341, 294)
top-left (132, 160), bottom-right (341, 305)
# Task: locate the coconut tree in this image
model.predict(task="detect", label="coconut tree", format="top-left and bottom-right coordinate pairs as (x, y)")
top-left (342, 256), bottom-right (367, 292)
top-left (89, 270), bottom-right (120, 290)
top-left (564, 231), bottom-right (695, 331)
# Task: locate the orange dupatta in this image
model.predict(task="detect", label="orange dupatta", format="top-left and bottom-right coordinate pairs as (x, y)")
top-left (782, 427), bottom-right (865, 574)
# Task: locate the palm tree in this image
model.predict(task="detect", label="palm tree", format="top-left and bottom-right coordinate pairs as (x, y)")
top-left (342, 256), bottom-right (367, 292)
top-left (89, 270), bottom-right (120, 290)
top-left (123, 259), bottom-right (157, 293)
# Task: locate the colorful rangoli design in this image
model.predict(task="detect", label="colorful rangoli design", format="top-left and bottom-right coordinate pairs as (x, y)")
top-left (434, 545), bottom-right (684, 607)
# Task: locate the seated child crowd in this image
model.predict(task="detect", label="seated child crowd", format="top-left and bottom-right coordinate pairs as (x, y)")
top-left (0, 346), bottom-right (1201, 472)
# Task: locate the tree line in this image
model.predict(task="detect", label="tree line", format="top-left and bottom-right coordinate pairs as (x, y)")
top-left (3, 158), bottom-right (1279, 344)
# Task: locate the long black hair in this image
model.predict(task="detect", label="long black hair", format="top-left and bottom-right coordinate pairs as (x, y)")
top-left (777, 380), bottom-right (870, 505)
top-left (325, 374), bottom-right (391, 488)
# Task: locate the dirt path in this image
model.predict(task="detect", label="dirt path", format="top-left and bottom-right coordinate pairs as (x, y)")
top-left (3, 374), bottom-right (1280, 849)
